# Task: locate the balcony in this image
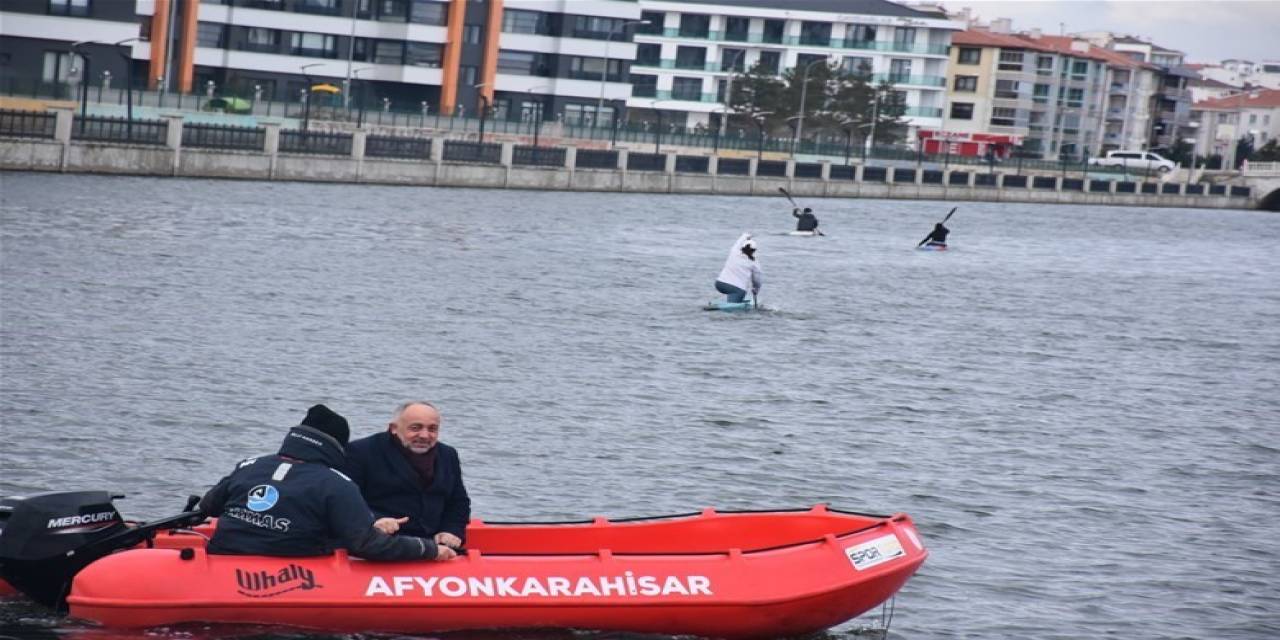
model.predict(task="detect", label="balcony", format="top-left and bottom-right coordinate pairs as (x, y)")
top-left (654, 90), bottom-right (719, 103)
top-left (904, 106), bottom-right (943, 118)
top-left (872, 73), bottom-right (946, 87)
top-left (633, 59), bottom-right (719, 73)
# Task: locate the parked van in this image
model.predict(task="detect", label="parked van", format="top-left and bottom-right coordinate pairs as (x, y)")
top-left (1089, 150), bottom-right (1177, 173)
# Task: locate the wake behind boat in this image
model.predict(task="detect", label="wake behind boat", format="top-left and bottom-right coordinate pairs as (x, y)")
top-left (0, 492), bottom-right (928, 639)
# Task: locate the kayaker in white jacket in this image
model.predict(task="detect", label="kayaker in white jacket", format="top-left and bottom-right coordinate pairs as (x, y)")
top-left (714, 233), bottom-right (763, 303)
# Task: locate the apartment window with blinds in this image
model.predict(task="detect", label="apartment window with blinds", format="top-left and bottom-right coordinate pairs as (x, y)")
top-left (497, 50), bottom-right (550, 76)
top-left (371, 40), bottom-right (403, 64)
top-left (990, 107), bottom-right (1017, 126)
top-left (995, 79), bottom-right (1019, 99)
top-left (242, 27), bottom-right (280, 53)
top-left (953, 75), bottom-right (977, 92)
top-left (957, 47), bottom-right (980, 64)
top-left (196, 22), bottom-right (225, 48)
top-left (672, 77), bottom-right (703, 101)
top-left (998, 50), bottom-right (1023, 71)
top-left (502, 10), bottom-right (543, 34)
top-left (409, 0), bottom-right (446, 26)
top-left (49, 0), bottom-right (91, 16)
top-left (573, 15), bottom-right (623, 40)
top-left (405, 42), bottom-right (442, 67)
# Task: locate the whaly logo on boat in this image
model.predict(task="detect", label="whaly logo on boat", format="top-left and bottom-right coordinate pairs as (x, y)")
top-left (364, 573), bottom-right (714, 599)
top-left (235, 564), bottom-right (321, 597)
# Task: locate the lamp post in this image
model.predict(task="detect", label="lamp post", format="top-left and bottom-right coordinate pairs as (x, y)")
top-left (98, 70), bottom-right (110, 102)
top-left (70, 41), bottom-right (95, 130)
top-left (475, 82), bottom-right (490, 144)
top-left (526, 85), bottom-right (551, 147)
top-left (352, 66), bottom-right (372, 128)
top-left (791, 57), bottom-right (829, 158)
top-left (597, 19), bottom-right (649, 131)
top-left (113, 38), bottom-right (139, 135)
top-left (752, 111), bottom-right (775, 161)
top-left (714, 47), bottom-right (748, 154)
top-left (300, 63), bottom-right (322, 132)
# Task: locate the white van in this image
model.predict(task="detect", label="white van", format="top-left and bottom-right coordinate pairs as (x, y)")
top-left (1089, 150), bottom-right (1177, 173)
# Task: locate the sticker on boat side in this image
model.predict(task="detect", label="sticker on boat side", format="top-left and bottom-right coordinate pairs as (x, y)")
top-left (844, 534), bottom-right (906, 571)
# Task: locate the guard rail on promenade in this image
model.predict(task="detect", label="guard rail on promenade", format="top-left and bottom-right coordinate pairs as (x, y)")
top-left (0, 107), bottom-right (1260, 210)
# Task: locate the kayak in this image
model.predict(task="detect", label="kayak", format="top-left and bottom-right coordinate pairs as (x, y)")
top-left (916, 243), bottom-right (948, 251)
top-left (57, 506), bottom-right (926, 638)
top-left (703, 300), bottom-right (756, 312)
top-left (786, 230), bottom-right (820, 236)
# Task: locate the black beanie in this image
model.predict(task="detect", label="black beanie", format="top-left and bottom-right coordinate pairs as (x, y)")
top-left (300, 404), bottom-right (349, 447)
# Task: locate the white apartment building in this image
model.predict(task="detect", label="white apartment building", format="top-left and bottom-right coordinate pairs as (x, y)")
top-left (1192, 89), bottom-right (1280, 159)
top-left (626, 0), bottom-right (962, 135)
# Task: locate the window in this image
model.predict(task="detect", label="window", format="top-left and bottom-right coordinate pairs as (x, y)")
top-left (889, 59), bottom-right (911, 83)
top-left (672, 77), bottom-right (702, 101)
top-left (799, 21), bottom-right (831, 46)
top-left (998, 50), bottom-right (1023, 71)
top-left (894, 27), bottom-right (915, 48)
top-left (242, 27), bottom-right (279, 52)
top-left (1067, 87), bottom-right (1084, 106)
top-left (678, 14), bottom-right (710, 38)
top-left (638, 11), bottom-right (664, 35)
top-left (724, 16), bottom-right (749, 42)
top-left (197, 22), bottom-right (225, 48)
top-left (569, 56), bottom-right (622, 81)
top-left (631, 74), bottom-right (657, 97)
top-left (797, 53), bottom-right (826, 69)
top-left (844, 24), bottom-right (875, 46)
top-left (405, 42), bottom-right (442, 66)
top-left (573, 15), bottom-right (624, 40)
top-left (42, 51), bottom-right (83, 83)
top-left (957, 47), bottom-right (980, 64)
top-left (995, 79), bottom-right (1019, 99)
top-left (371, 39), bottom-right (403, 64)
top-left (49, 0), bottom-right (90, 16)
top-left (291, 32), bottom-right (337, 57)
top-left (409, 0), bottom-right (446, 25)
top-left (502, 10), bottom-right (543, 34)
top-left (1037, 55), bottom-right (1053, 73)
top-left (463, 25), bottom-right (481, 44)
top-left (762, 19), bottom-right (784, 44)
top-left (675, 46), bottom-right (706, 70)
top-left (635, 43), bottom-right (661, 66)
top-left (954, 75), bottom-right (977, 92)
top-left (1249, 114), bottom-right (1258, 125)
top-left (1033, 83), bottom-right (1050, 101)
top-left (950, 102), bottom-right (973, 120)
top-left (757, 50), bottom-right (780, 74)
top-left (990, 107), bottom-right (1017, 126)
top-left (297, 0), bottom-right (339, 15)
top-left (1071, 60), bottom-right (1088, 76)
top-left (721, 48), bottom-right (746, 72)
top-left (377, 0), bottom-right (408, 22)
top-left (496, 50), bottom-right (549, 76)
top-left (841, 56), bottom-right (872, 74)
top-left (460, 65), bottom-right (477, 85)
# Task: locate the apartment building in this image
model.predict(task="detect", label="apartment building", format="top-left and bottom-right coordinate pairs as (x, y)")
top-left (626, 0), bottom-right (961, 135)
top-left (1077, 33), bottom-right (1196, 150)
top-left (943, 28), bottom-right (1110, 159)
top-left (1191, 89), bottom-right (1280, 159)
top-left (1193, 59), bottom-right (1280, 91)
top-left (0, 0), bottom-right (643, 124)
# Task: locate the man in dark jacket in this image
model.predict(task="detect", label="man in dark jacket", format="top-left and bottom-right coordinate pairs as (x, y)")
top-left (198, 404), bottom-right (456, 561)
top-left (344, 401), bottom-right (471, 549)
top-left (792, 207), bottom-right (820, 233)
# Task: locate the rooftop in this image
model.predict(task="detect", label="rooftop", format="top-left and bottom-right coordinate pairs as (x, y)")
top-left (1194, 89), bottom-right (1280, 110)
top-left (672, 0), bottom-right (948, 19)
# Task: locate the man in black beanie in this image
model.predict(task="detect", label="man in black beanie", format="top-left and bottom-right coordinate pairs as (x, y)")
top-left (197, 404), bottom-right (457, 561)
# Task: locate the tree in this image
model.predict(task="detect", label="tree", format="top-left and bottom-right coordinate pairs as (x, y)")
top-left (726, 61), bottom-right (787, 135)
top-left (1251, 139), bottom-right (1280, 162)
top-left (1234, 136), bottom-right (1254, 169)
top-left (1165, 139), bottom-right (1194, 166)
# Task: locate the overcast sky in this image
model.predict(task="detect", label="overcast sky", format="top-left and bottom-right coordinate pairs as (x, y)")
top-left (933, 0), bottom-right (1280, 63)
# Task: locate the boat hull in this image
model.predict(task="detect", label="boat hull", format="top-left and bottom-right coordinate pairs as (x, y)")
top-left (66, 509), bottom-right (927, 638)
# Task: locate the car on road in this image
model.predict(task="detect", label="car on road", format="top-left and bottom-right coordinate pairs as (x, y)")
top-left (1089, 150), bottom-right (1177, 173)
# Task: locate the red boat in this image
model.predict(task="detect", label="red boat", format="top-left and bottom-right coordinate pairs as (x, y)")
top-left (2, 494), bottom-right (927, 638)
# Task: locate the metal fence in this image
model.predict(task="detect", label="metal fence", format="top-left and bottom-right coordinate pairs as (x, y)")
top-left (512, 145), bottom-right (565, 167)
top-left (70, 115), bottom-right (167, 145)
top-left (575, 149), bottom-right (617, 169)
top-left (443, 141), bottom-right (501, 163)
top-left (182, 123), bottom-right (265, 151)
top-left (366, 135), bottom-right (431, 159)
top-left (0, 109), bottom-right (56, 138)
top-left (279, 130), bottom-right (353, 155)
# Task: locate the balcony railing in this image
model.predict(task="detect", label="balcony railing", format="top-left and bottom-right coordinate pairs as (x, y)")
top-left (872, 73), bottom-right (946, 87)
top-left (646, 28), bottom-right (949, 55)
top-left (904, 106), bottom-right (943, 118)
top-left (653, 90), bottom-right (719, 103)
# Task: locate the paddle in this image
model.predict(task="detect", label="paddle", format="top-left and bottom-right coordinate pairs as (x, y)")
top-left (918, 207), bottom-right (957, 247)
top-left (778, 187), bottom-right (825, 236)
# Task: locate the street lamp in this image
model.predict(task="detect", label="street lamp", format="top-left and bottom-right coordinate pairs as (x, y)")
top-left (300, 62), bottom-right (323, 132)
top-left (791, 57), bottom-right (829, 158)
top-left (714, 47), bottom-right (748, 154)
top-left (597, 19), bottom-right (650, 130)
top-left (352, 66), bottom-right (372, 127)
top-left (69, 40), bottom-right (95, 129)
top-left (751, 111), bottom-right (775, 161)
top-left (113, 38), bottom-right (140, 134)
top-left (527, 85), bottom-right (551, 147)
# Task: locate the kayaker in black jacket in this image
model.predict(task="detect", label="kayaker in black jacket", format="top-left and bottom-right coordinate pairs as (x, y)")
top-left (793, 207), bottom-right (820, 232)
top-left (198, 404), bottom-right (455, 561)
top-left (918, 222), bottom-right (949, 248)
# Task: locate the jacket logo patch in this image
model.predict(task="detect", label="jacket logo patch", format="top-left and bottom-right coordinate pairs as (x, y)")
top-left (236, 564), bottom-right (320, 597)
top-left (246, 485), bottom-right (279, 512)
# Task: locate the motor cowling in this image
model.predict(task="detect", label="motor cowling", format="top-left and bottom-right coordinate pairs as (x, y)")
top-left (0, 491), bottom-right (130, 609)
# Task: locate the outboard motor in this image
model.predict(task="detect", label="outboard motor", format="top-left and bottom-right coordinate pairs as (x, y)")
top-left (0, 491), bottom-right (133, 609)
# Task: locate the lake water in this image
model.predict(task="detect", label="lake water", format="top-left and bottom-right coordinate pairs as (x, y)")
top-left (1, 172), bottom-right (1277, 640)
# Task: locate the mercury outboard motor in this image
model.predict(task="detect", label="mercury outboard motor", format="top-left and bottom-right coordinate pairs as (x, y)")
top-left (0, 491), bottom-right (204, 609)
top-left (0, 491), bottom-right (132, 608)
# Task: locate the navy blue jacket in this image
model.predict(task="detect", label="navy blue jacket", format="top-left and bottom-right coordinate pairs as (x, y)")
top-left (198, 426), bottom-right (436, 560)
top-left (343, 432), bottom-right (471, 541)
